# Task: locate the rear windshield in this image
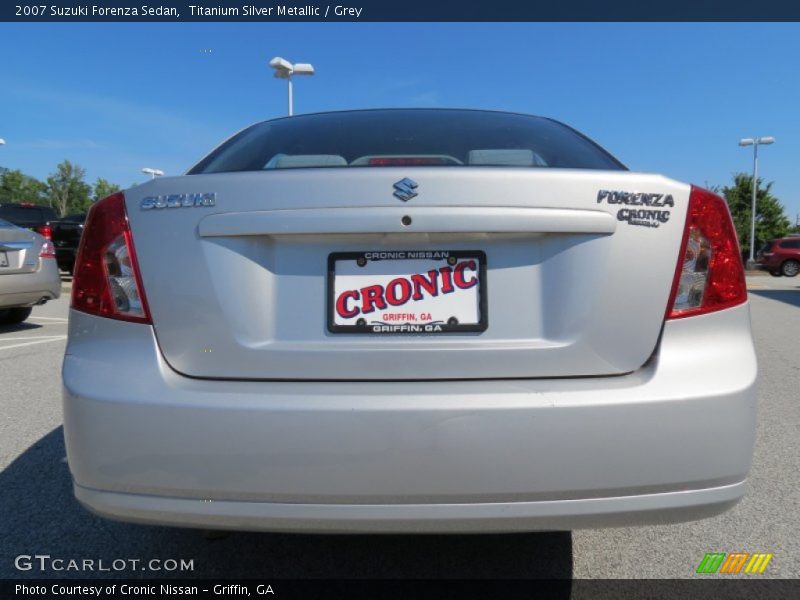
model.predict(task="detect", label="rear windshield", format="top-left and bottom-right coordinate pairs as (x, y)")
top-left (189, 109), bottom-right (626, 174)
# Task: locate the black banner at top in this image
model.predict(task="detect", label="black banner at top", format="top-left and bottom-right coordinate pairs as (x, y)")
top-left (3, 0), bottom-right (800, 22)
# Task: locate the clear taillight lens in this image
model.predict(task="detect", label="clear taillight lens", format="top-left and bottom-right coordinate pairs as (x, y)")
top-left (104, 233), bottom-right (146, 318)
top-left (72, 192), bottom-right (151, 324)
top-left (39, 240), bottom-right (56, 258)
top-left (666, 186), bottom-right (747, 319)
top-left (671, 227), bottom-right (711, 312)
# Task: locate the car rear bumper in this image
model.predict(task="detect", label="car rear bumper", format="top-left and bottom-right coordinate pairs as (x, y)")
top-left (0, 259), bottom-right (61, 308)
top-left (74, 480), bottom-right (746, 533)
top-left (62, 303), bottom-right (758, 533)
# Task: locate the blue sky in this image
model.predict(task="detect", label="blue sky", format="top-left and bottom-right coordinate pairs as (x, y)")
top-left (1, 22), bottom-right (798, 219)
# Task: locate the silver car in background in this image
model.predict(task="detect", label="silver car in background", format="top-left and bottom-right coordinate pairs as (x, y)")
top-left (63, 109), bottom-right (757, 532)
top-left (0, 218), bottom-right (61, 325)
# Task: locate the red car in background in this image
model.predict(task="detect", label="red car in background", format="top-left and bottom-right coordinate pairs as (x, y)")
top-left (756, 236), bottom-right (800, 277)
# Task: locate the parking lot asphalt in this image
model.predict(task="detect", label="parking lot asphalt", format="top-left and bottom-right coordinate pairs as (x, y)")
top-left (1, 275), bottom-right (798, 580)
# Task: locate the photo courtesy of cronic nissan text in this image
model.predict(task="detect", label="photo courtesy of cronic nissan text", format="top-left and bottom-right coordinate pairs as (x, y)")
top-left (1, 2), bottom-right (798, 599)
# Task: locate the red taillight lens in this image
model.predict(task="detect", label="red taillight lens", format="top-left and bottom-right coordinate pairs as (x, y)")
top-left (36, 225), bottom-right (52, 239)
top-left (666, 186), bottom-right (747, 319)
top-left (39, 240), bottom-right (56, 258)
top-left (71, 192), bottom-right (151, 324)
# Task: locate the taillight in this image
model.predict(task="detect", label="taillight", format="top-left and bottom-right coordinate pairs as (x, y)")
top-left (39, 240), bottom-right (56, 258)
top-left (666, 186), bottom-right (747, 319)
top-left (71, 192), bottom-right (151, 324)
top-left (36, 225), bottom-right (52, 239)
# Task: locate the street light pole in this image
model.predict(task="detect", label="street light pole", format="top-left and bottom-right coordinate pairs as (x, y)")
top-left (750, 143), bottom-right (758, 268)
top-left (269, 57), bottom-right (314, 116)
top-left (738, 136), bottom-right (775, 269)
top-left (142, 167), bottom-right (164, 179)
top-left (287, 76), bottom-right (293, 116)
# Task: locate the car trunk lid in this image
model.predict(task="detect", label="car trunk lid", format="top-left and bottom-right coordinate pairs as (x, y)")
top-left (126, 168), bottom-right (688, 380)
top-left (0, 225), bottom-right (39, 275)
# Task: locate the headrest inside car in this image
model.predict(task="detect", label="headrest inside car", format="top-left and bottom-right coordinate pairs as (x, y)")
top-left (269, 154), bottom-right (348, 168)
top-left (467, 149), bottom-right (546, 167)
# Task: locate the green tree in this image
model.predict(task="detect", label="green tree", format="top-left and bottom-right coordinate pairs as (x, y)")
top-left (0, 168), bottom-right (47, 204)
top-left (721, 173), bottom-right (790, 256)
top-left (92, 178), bottom-right (121, 203)
top-left (46, 160), bottom-right (91, 216)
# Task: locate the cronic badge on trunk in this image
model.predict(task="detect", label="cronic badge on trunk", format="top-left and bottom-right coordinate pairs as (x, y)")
top-left (393, 178), bottom-right (418, 202)
top-left (596, 189), bottom-right (673, 228)
top-left (141, 193), bottom-right (216, 210)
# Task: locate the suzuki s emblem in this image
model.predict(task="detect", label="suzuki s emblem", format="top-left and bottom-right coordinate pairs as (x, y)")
top-left (393, 178), bottom-right (418, 202)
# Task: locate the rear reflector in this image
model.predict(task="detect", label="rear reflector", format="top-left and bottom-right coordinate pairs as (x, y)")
top-left (71, 192), bottom-right (151, 324)
top-left (666, 186), bottom-right (747, 319)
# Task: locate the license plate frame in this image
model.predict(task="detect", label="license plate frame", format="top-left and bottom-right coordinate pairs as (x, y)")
top-left (327, 250), bottom-right (487, 334)
top-left (0, 251), bottom-right (8, 267)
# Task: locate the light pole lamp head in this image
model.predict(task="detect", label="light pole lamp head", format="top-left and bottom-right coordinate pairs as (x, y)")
top-left (756, 136), bottom-right (775, 145)
top-left (142, 167), bottom-right (164, 177)
top-left (269, 57), bottom-right (314, 79)
top-left (292, 63), bottom-right (315, 76)
top-left (0, 138), bottom-right (5, 146)
top-left (269, 56), bottom-right (294, 78)
top-left (739, 138), bottom-right (755, 147)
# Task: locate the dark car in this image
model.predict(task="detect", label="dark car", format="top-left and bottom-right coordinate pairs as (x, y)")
top-left (756, 237), bottom-right (800, 277)
top-left (50, 214), bottom-right (86, 273)
top-left (0, 202), bottom-right (58, 238)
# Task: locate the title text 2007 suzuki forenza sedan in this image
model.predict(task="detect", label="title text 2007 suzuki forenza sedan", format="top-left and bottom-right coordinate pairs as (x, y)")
top-left (62, 109), bottom-right (757, 532)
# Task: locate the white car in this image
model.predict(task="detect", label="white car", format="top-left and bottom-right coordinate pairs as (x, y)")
top-left (63, 109), bottom-right (757, 532)
top-left (0, 218), bottom-right (60, 324)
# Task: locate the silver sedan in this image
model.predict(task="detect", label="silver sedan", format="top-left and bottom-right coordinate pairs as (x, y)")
top-left (62, 109), bottom-right (757, 533)
top-left (0, 217), bottom-right (61, 325)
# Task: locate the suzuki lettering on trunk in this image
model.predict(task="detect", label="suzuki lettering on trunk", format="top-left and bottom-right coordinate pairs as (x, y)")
top-left (328, 251), bottom-right (487, 334)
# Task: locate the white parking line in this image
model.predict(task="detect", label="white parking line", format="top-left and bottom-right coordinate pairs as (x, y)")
top-left (0, 336), bottom-right (67, 351)
top-left (28, 316), bottom-right (69, 322)
top-left (0, 336), bottom-right (66, 341)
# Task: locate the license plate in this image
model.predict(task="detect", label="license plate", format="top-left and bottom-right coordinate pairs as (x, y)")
top-left (328, 250), bottom-right (487, 334)
top-left (0, 251), bottom-right (7, 267)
